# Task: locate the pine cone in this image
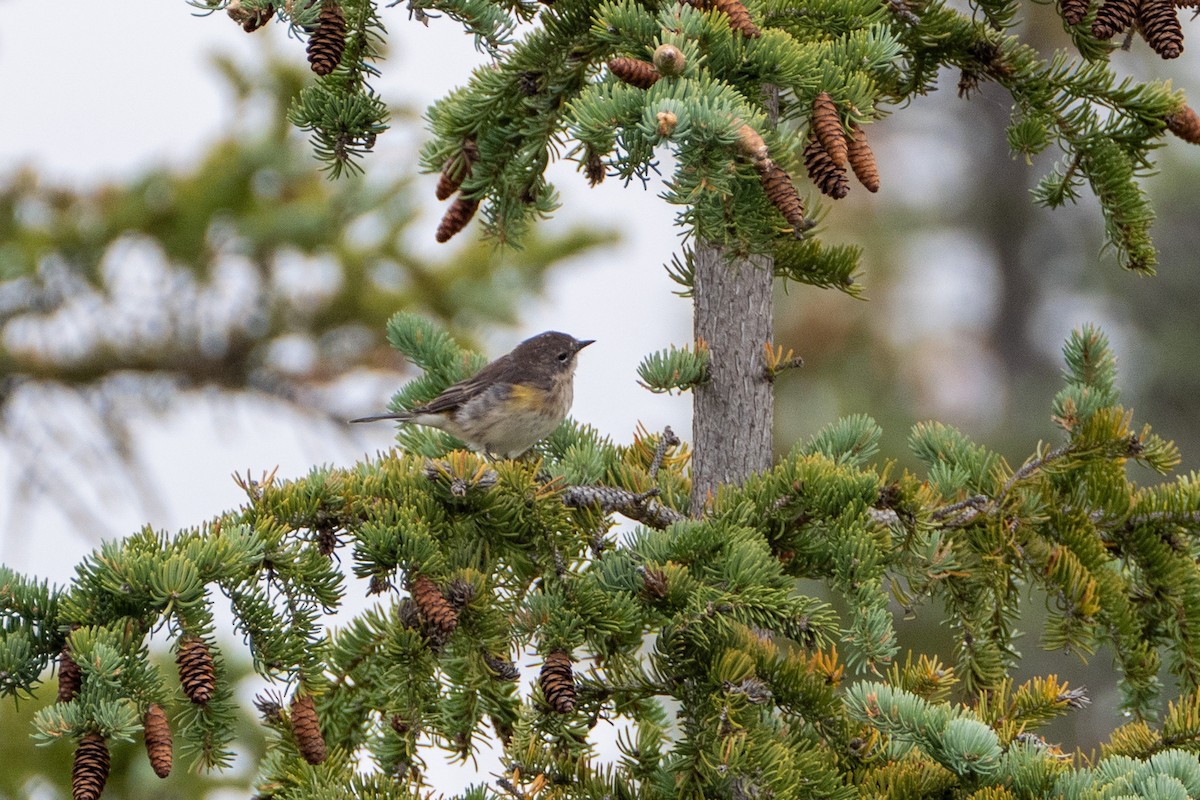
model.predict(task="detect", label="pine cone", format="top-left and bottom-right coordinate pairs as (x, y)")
top-left (584, 151), bottom-right (606, 186)
top-left (1138, 0), bottom-right (1184, 57)
top-left (436, 139), bottom-right (478, 201)
top-left (735, 123), bottom-right (770, 166)
top-left (292, 692), bottom-right (328, 765)
top-left (143, 703), bottom-right (173, 779)
top-left (176, 635), bottom-right (216, 705)
top-left (72, 733), bottom-right (110, 800)
top-left (227, 0), bottom-right (274, 32)
top-left (539, 649), bottom-right (577, 713)
top-left (483, 652), bottom-right (521, 681)
top-left (811, 92), bottom-right (848, 168)
top-left (608, 57), bottom-right (659, 89)
top-left (435, 196), bottom-right (480, 243)
top-left (642, 567), bottom-right (669, 599)
top-left (758, 161), bottom-right (807, 232)
top-left (803, 135), bottom-right (849, 200)
top-left (410, 574), bottom-right (459, 634)
top-left (846, 123), bottom-right (880, 193)
top-left (1166, 104), bottom-right (1200, 143)
top-left (1092, 0), bottom-right (1137, 38)
top-left (58, 644), bottom-right (82, 703)
top-left (306, 3), bottom-right (346, 76)
top-left (1058, 0), bottom-right (1091, 24)
top-left (713, 0), bottom-right (762, 37)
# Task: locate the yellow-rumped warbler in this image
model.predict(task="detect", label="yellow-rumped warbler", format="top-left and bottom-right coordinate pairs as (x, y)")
top-left (350, 331), bottom-right (593, 458)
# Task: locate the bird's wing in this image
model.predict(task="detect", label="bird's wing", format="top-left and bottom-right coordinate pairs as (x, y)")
top-left (413, 353), bottom-right (517, 414)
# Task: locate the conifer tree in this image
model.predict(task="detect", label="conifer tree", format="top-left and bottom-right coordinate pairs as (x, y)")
top-left (2, 0), bottom-right (1200, 797)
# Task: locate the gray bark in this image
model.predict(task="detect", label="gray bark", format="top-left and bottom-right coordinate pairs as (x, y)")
top-left (690, 243), bottom-right (774, 511)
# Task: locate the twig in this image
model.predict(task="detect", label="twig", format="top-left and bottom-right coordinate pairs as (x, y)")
top-left (648, 425), bottom-right (680, 481)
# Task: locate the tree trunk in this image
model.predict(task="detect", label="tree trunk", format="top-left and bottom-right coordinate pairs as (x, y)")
top-left (690, 243), bottom-right (774, 511)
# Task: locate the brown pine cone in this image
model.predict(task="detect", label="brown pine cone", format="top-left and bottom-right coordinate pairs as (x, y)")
top-left (1137, 0), bottom-right (1184, 57)
top-left (436, 139), bottom-right (478, 201)
top-left (291, 692), bottom-right (328, 765)
top-left (1166, 104), bottom-right (1200, 142)
top-left (176, 635), bottom-right (216, 705)
top-left (1058, 0), bottom-right (1091, 24)
top-left (846, 123), bottom-right (880, 193)
top-left (1092, 0), bottom-right (1137, 38)
top-left (539, 649), bottom-right (577, 713)
top-left (58, 644), bottom-right (82, 703)
top-left (435, 196), bottom-right (480, 243)
top-left (307, 3), bottom-right (347, 76)
top-left (608, 57), bottom-right (659, 89)
top-left (143, 703), bottom-right (173, 779)
top-left (713, 0), bottom-right (762, 37)
top-left (803, 135), bottom-right (849, 199)
top-left (584, 151), bottom-right (606, 186)
top-left (410, 574), bottom-right (460, 633)
top-left (758, 161), bottom-right (807, 232)
top-left (72, 733), bottom-right (110, 800)
top-left (642, 567), bottom-right (669, 599)
top-left (811, 92), bottom-right (848, 167)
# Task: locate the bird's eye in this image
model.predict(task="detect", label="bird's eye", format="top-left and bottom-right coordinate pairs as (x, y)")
top-left (557, 351), bottom-right (570, 362)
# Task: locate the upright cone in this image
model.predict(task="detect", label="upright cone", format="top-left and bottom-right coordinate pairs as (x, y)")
top-left (72, 733), bottom-right (110, 800)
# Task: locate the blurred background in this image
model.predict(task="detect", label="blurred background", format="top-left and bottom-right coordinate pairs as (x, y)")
top-left (1, 0), bottom-right (1199, 796)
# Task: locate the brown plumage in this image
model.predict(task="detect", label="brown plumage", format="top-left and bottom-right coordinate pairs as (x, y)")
top-left (811, 92), bottom-right (848, 168)
top-left (539, 649), bottom-right (577, 713)
top-left (306, 3), bottom-right (346, 76)
top-left (143, 704), bottom-right (173, 779)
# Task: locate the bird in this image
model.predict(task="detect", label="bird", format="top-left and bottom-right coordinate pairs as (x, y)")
top-left (350, 331), bottom-right (594, 458)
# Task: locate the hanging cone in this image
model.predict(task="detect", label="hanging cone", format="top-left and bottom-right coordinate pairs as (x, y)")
top-left (176, 635), bottom-right (216, 705)
top-left (1092, 0), bottom-right (1137, 39)
top-left (291, 692), bottom-right (328, 765)
top-left (58, 644), bottom-right (82, 703)
top-left (410, 574), bottom-right (460, 633)
top-left (846, 123), bottom-right (880, 192)
top-left (713, 0), bottom-right (762, 36)
top-left (72, 733), bottom-right (110, 800)
top-left (539, 649), bottom-right (577, 713)
top-left (584, 151), bottom-right (606, 186)
top-left (436, 139), bottom-right (478, 201)
top-left (1137, 0), bottom-right (1184, 57)
top-left (307, 3), bottom-right (347, 76)
top-left (758, 161), bottom-right (807, 232)
top-left (608, 57), bottom-right (659, 89)
top-left (1058, 0), bottom-right (1091, 24)
top-left (811, 92), bottom-right (848, 167)
top-left (1166, 104), bottom-right (1200, 143)
top-left (143, 703), bottom-right (173, 779)
top-left (435, 196), bottom-right (480, 243)
top-left (803, 135), bottom-right (849, 199)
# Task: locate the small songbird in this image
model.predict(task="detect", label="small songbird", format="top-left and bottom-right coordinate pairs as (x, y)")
top-left (350, 331), bottom-right (594, 458)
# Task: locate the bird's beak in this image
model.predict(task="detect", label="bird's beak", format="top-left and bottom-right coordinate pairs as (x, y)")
top-left (576, 339), bottom-right (595, 352)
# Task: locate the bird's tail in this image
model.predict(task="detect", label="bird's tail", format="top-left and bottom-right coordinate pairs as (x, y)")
top-left (348, 412), bottom-right (411, 424)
